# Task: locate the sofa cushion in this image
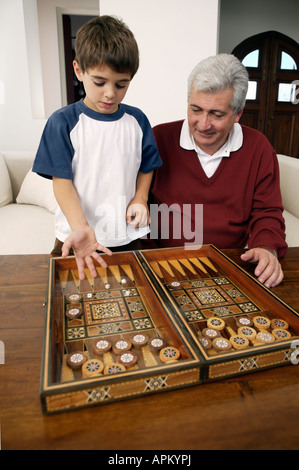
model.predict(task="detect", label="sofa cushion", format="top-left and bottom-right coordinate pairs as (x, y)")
top-left (0, 153), bottom-right (13, 208)
top-left (0, 204), bottom-right (55, 255)
top-left (2, 151), bottom-right (35, 201)
top-left (283, 210), bottom-right (299, 248)
top-left (16, 169), bottom-right (58, 214)
top-left (277, 154), bottom-right (299, 219)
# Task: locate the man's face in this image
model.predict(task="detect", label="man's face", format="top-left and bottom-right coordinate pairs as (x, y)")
top-left (187, 87), bottom-right (243, 155)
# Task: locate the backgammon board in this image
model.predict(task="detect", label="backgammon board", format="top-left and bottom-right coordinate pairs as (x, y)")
top-left (40, 245), bottom-right (299, 414)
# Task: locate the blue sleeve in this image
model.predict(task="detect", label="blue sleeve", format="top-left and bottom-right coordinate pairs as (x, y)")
top-left (32, 106), bottom-right (79, 180)
top-left (124, 105), bottom-right (162, 173)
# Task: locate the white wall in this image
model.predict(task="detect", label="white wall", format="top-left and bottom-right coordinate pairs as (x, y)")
top-left (0, 0), bottom-right (219, 152)
top-left (0, 0), bottom-right (46, 151)
top-left (219, 0), bottom-right (299, 53)
top-left (100, 0), bottom-right (220, 126)
top-left (0, 0), bottom-right (99, 152)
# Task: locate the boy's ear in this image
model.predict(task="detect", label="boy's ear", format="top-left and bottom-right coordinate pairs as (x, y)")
top-left (73, 60), bottom-right (84, 81)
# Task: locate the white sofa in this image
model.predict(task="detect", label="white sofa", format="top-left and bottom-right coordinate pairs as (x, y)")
top-left (277, 154), bottom-right (299, 248)
top-left (0, 151), bottom-right (56, 255)
top-left (0, 151), bottom-right (298, 255)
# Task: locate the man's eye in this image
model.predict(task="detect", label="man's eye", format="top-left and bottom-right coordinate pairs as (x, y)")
top-left (115, 84), bottom-right (126, 89)
top-left (94, 81), bottom-right (104, 87)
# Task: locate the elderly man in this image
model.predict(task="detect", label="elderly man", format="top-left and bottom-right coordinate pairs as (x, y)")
top-left (146, 54), bottom-right (287, 287)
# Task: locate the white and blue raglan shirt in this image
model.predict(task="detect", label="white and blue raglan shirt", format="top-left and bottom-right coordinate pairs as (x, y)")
top-left (33, 99), bottom-right (162, 247)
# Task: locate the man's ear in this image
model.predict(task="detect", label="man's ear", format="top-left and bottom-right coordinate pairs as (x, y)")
top-left (73, 60), bottom-right (83, 82)
top-left (235, 108), bottom-right (243, 123)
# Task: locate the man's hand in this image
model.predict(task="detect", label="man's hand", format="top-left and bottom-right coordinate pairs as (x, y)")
top-left (240, 247), bottom-right (284, 288)
top-left (61, 225), bottom-right (112, 280)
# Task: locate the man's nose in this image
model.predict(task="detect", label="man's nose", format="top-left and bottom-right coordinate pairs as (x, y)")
top-left (197, 113), bottom-right (211, 130)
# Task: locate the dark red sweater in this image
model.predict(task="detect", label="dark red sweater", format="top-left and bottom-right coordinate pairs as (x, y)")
top-left (147, 120), bottom-right (287, 258)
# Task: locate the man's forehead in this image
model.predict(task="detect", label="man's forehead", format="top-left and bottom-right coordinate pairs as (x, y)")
top-left (189, 87), bottom-right (234, 110)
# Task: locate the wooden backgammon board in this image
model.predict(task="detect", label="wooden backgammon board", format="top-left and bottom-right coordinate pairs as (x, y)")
top-left (40, 245), bottom-right (299, 414)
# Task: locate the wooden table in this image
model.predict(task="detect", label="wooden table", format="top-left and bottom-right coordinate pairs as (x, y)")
top-left (0, 248), bottom-right (299, 450)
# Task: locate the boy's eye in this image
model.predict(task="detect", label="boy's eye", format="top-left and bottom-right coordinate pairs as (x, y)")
top-left (93, 81), bottom-right (126, 89)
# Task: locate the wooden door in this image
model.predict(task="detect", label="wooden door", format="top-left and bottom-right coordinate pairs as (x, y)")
top-left (233, 31), bottom-right (299, 158)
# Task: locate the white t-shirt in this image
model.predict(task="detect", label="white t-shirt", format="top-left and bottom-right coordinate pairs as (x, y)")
top-left (33, 100), bottom-right (162, 247)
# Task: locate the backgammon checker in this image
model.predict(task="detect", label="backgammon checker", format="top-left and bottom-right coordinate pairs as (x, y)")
top-left (103, 363), bottom-right (126, 375)
top-left (256, 331), bottom-right (276, 344)
top-left (236, 316), bottom-right (254, 328)
top-left (198, 336), bottom-right (212, 351)
top-left (40, 245), bottom-right (299, 414)
top-left (270, 318), bottom-right (289, 330)
top-left (130, 333), bottom-right (149, 348)
top-left (117, 351), bottom-right (138, 368)
top-left (159, 346), bottom-right (181, 363)
top-left (66, 305), bottom-right (83, 319)
top-left (66, 351), bottom-right (87, 370)
top-left (272, 328), bottom-right (292, 341)
top-left (202, 327), bottom-right (221, 340)
top-left (212, 337), bottom-right (232, 352)
top-left (229, 333), bottom-right (250, 350)
top-left (253, 315), bottom-right (271, 330)
top-left (253, 315), bottom-right (275, 344)
top-left (148, 336), bottom-right (167, 352)
top-left (207, 317), bottom-right (226, 331)
top-left (93, 338), bottom-right (112, 355)
top-left (112, 339), bottom-right (132, 355)
top-left (237, 326), bottom-right (257, 344)
top-left (66, 293), bottom-right (82, 303)
top-left (82, 359), bottom-right (104, 378)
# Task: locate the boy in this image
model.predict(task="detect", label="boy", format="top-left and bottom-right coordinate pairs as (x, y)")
top-left (33, 16), bottom-right (162, 280)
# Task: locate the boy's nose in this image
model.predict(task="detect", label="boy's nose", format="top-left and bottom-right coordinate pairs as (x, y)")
top-left (104, 84), bottom-right (116, 99)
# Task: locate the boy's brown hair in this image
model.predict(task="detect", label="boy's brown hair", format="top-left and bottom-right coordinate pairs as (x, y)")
top-left (74, 15), bottom-right (139, 78)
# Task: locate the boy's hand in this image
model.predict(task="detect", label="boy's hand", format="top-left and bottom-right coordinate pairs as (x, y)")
top-left (61, 225), bottom-right (112, 280)
top-left (126, 200), bottom-right (150, 228)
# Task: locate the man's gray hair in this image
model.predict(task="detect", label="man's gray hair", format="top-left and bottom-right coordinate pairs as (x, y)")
top-left (187, 54), bottom-right (249, 114)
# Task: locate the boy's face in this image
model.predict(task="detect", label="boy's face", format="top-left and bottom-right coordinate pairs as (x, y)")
top-left (73, 62), bottom-right (131, 114)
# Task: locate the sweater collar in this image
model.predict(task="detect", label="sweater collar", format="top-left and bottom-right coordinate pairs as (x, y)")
top-left (180, 119), bottom-right (243, 157)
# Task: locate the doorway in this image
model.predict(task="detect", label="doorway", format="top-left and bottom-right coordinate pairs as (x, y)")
top-left (233, 31), bottom-right (299, 158)
top-left (62, 14), bottom-right (96, 104)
